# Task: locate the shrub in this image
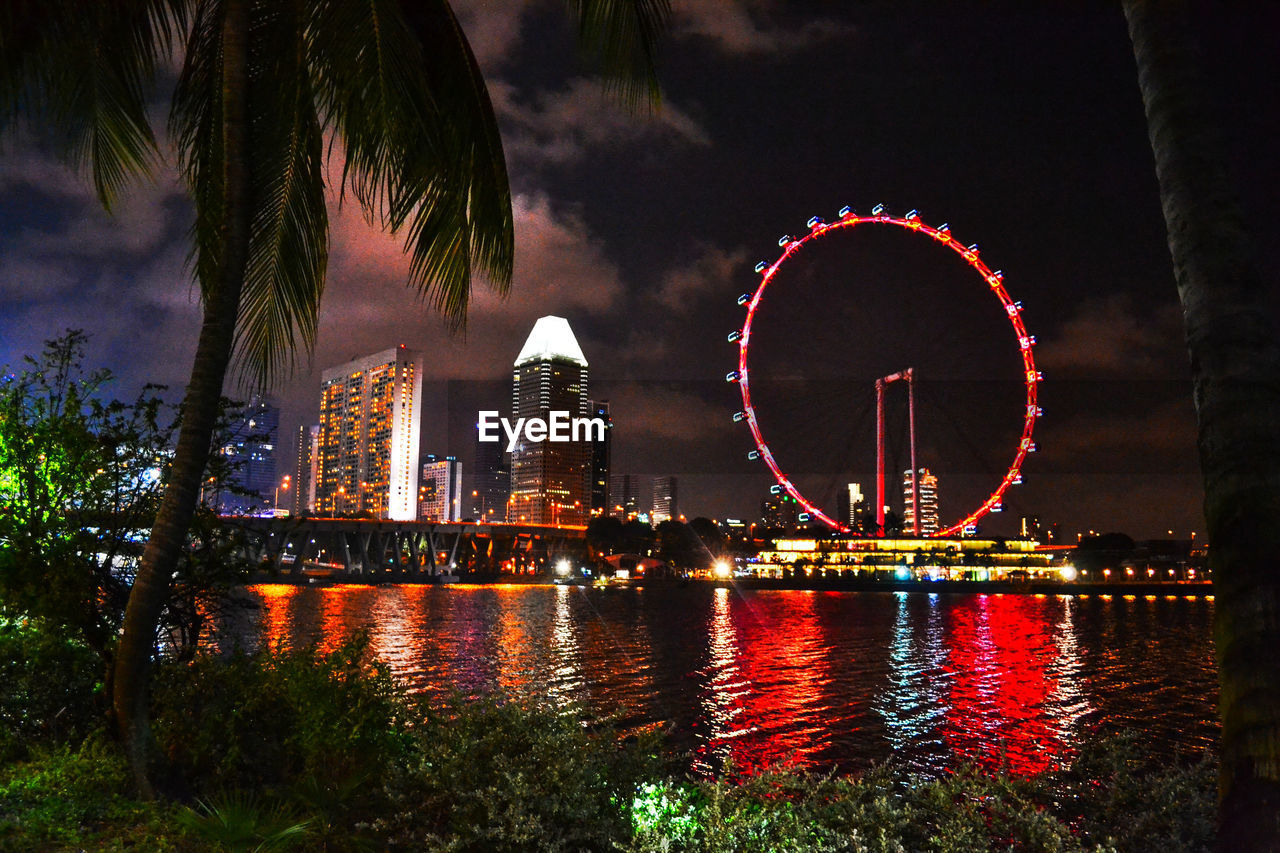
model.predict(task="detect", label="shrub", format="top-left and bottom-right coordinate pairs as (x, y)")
top-left (0, 615), bottom-right (101, 760)
top-left (374, 695), bottom-right (667, 851)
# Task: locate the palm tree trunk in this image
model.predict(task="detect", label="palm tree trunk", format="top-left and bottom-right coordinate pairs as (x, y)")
top-left (112, 0), bottom-right (252, 797)
top-left (1124, 2), bottom-right (1280, 848)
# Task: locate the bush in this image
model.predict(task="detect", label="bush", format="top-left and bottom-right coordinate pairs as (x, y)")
top-left (374, 695), bottom-right (667, 851)
top-left (0, 736), bottom-right (198, 851)
top-left (0, 615), bottom-right (101, 760)
top-left (150, 635), bottom-right (410, 802)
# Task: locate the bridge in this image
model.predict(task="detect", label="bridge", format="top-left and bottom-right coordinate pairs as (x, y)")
top-left (233, 517), bottom-right (588, 579)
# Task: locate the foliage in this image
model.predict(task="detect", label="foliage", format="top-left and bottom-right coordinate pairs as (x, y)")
top-left (0, 616), bottom-right (101, 762)
top-left (175, 791), bottom-right (311, 852)
top-left (0, 736), bottom-right (199, 852)
top-left (150, 635), bottom-right (409, 802)
top-left (373, 694), bottom-right (668, 851)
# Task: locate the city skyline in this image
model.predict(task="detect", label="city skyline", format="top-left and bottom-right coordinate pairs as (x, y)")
top-left (2, 6), bottom-right (1275, 537)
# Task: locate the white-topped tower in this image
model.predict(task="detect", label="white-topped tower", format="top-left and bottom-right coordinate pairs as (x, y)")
top-left (508, 316), bottom-right (590, 526)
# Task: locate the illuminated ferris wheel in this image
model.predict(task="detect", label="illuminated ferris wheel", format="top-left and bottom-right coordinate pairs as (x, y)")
top-left (727, 204), bottom-right (1041, 537)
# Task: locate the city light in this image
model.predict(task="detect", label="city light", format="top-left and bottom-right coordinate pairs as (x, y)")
top-left (555, 559), bottom-right (572, 576)
top-left (712, 560), bottom-right (732, 579)
top-left (1059, 565), bottom-right (1078, 582)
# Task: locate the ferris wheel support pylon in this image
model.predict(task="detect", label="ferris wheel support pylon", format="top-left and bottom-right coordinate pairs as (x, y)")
top-left (875, 368), bottom-right (917, 536)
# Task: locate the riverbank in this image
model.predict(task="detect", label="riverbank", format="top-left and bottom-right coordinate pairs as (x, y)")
top-left (248, 571), bottom-right (1214, 597)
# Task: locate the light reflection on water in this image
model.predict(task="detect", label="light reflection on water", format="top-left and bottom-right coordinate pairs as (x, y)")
top-left (229, 583), bottom-right (1217, 776)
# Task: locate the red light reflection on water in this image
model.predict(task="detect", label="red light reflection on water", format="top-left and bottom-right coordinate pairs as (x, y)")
top-left (694, 588), bottom-right (832, 775)
top-left (250, 583), bottom-right (299, 649)
top-left (942, 594), bottom-right (1073, 774)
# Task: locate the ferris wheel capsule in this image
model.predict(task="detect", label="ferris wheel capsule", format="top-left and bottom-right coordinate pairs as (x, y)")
top-left (806, 215), bottom-right (823, 229)
top-left (871, 203), bottom-right (886, 216)
top-left (778, 235), bottom-right (793, 247)
top-left (754, 261), bottom-right (767, 273)
top-left (838, 205), bottom-right (853, 218)
top-left (747, 450), bottom-right (760, 461)
top-left (737, 293), bottom-right (751, 305)
top-left (732, 411), bottom-right (746, 423)
top-left (727, 330), bottom-right (741, 342)
top-left (769, 484), bottom-right (782, 494)
top-left (725, 371), bottom-right (739, 383)
top-left (905, 209), bottom-right (920, 220)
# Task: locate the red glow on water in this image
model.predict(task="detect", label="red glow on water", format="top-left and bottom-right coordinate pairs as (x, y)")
top-left (942, 595), bottom-right (1069, 774)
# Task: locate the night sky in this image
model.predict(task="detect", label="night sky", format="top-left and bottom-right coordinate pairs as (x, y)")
top-left (2, 3), bottom-right (1277, 539)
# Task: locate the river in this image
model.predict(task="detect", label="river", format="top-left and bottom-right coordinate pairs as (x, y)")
top-left (223, 583), bottom-right (1218, 777)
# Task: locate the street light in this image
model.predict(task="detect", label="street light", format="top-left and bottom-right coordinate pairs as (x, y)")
top-left (274, 474), bottom-right (291, 508)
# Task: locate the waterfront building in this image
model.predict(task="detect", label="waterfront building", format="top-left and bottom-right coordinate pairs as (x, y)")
top-left (508, 316), bottom-right (590, 526)
top-left (419, 454), bottom-right (463, 522)
top-left (315, 346), bottom-right (422, 520)
top-left (469, 430), bottom-right (509, 521)
top-left (213, 395), bottom-right (278, 515)
top-left (652, 475), bottom-right (678, 523)
top-left (588, 399), bottom-right (612, 515)
top-left (903, 467), bottom-right (940, 536)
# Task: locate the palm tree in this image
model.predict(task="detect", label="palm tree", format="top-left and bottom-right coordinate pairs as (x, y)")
top-left (1123, 2), bottom-right (1280, 847)
top-left (2, 0), bottom-right (669, 794)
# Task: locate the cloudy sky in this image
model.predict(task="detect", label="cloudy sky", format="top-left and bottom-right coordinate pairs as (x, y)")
top-left (2, 2), bottom-right (1277, 539)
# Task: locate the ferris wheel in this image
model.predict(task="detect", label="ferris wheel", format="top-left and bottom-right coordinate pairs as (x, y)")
top-left (727, 204), bottom-right (1041, 537)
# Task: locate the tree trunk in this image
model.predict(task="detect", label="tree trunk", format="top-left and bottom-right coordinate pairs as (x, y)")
top-left (111, 0), bottom-right (252, 798)
top-left (1124, 2), bottom-right (1280, 848)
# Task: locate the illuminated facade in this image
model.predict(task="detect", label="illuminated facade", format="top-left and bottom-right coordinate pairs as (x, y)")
top-left (588, 399), bottom-right (612, 515)
top-left (214, 395), bottom-right (279, 515)
top-left (292, 423), bottom-right (318, 515)
top-left (903, 467), bottom-right (940, 536)
top-left (315, 346), bottom-right (422, 521)
top-left (609, 473), bottom-right (644, 519)
top-left (508, 316), bottom-right (590, 526)
top-left (418, 454), bottom-right (462, 522)
top-left (652, 475), bottom-right (678, 523)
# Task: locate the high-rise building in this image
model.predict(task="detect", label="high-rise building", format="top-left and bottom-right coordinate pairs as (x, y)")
top-left (305, 425), bottom-right (320, 514)
top-left (609, 473), bottom-right (645, 519)
top-left (214, 395), bottom-right (279, 515)
top-left (762, 493), bottom-right (804, 531)
top-left (315, 346), bottom-right (422, 520)
top-left (588, 399), bottom-right (612, 516)
top-left (903, 468), bottom-right (940, 536)
top-left (469, 430), bottom-right (509, 521)
top-left (291, 424), bottom-right (318, 516)
top-left (509, 317), bottom-right (590, 526)
top-left (652, 476), bottom-right (678, 523)
top-left (835, 482), bottom-right (868, 532)
top-left (418, 454), bottom-right (462, 522)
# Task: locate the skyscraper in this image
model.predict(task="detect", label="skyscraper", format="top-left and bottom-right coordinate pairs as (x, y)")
top-left (291, 423), bottom-right (317, 516)
top-left (836, 482), bottom-right (867, 532)
top-left (652, 476), bottom-right (678, 523)
top-left (214, 395), bottom-right (279, 515)
top-left (903, 468), bottom-right (940, 536)
top-left (609, 473), bottom-right (644, 519)
top-left (469, 430), bottom-right (509, 521)
top-left (418, 454), bottom-right (462, 522)
top-left (315, 346), bottom-right (422, 520)
top-left (508, 317), bottom-right (591, 526)
top-left (587, 399), bottom-right (612, 516)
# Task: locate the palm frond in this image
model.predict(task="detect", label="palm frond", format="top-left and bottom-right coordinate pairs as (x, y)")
top-left (233, 0), bottom-right (327, 389)
top-left (306, 0), bottom-right (513, 329)
top-left (569, 0), bottom-right (670, 110)
top-left (0, 0), bottom-right (189, 210)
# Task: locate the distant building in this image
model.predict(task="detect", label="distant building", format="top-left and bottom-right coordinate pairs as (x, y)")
top-left (903, 468), bottom-right (940, 536)
top-left (762, 493), bottom-right (804, 531)
top-left (609, 473), bottom-right (645, 519)
top-left (419, 454), bottom-right (463, 522)
top-left (315, 346), bottom-right (422, 520)
top-left (835, 482), bottom-right (868, 531)
top-left (652, 476), bottom-right (678, 523)
top-left (214, 395), bottom-right (278, 515)
top-left (291, 424), bottom-right (318, 516)
top-left (469, 430), bottom-right (509, 521)
top-left (588, 399), bottom-right (612, 516)
top-left (305, 425), bottom-right (320, 514)
top-left (1019, 514), bottom-right (1042, 542)
top-left (508, 316), bottom-right (591, 526)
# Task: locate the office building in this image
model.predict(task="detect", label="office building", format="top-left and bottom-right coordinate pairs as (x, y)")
top-left (419, 454), bottom-right (463, 522)
top-left (469, 431), bottom-right (509, 521)
top-left (315, 346), bottom-right (422, 520)
top-left (903, 467), bottom-right (940, 536)
top-left (609, 473), bottom-right (645, 519)
top-left (291, 424), bottom-right (319, 516)
top-left (652, 475), bottom-right (678, 523)
top-left (588, 399), bottom-right (612, 515)
top-left (762, 493), bottom-right (804, 532)
top-left (835, 482), bottom-right (870, 532)
top-left (508, 316), bottom-right (591, 526)
top-left (213, 395), bottom-right (278, 515)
